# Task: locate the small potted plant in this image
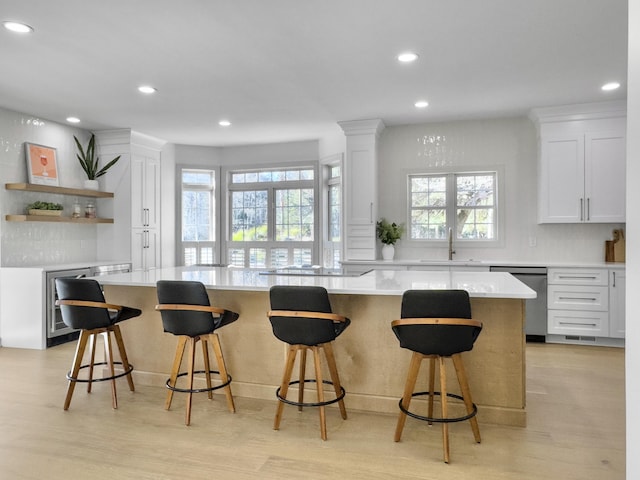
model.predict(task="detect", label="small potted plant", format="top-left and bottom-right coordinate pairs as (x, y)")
top-left (27, 200), bottom-right (64, 216)
top-left (376, 218), bottom-right (404, 261)
top-left (74, 133), bottom-right (121, 190)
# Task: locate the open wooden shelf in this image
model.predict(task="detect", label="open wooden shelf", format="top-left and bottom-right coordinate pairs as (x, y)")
top-left (5, 183), bottom-right (114, 198)
top-left (5, 215), bottom-right (114, 224)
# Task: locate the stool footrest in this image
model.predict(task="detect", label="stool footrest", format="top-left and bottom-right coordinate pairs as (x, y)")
top-left (277, 379), bottom-right (346, 408)
top-left (399, 391), bottom-right (478, 423)
top-left (166, 370), bottom-right (232, 394)
top-left (66, 362), bottom-right (134, 383)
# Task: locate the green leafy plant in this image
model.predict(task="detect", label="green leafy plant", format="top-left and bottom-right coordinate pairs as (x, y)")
top-left (27, 201), bottom-right (63, 210)
top-left (376, 218), bottom-right (404, 245)
top-left (73, 133), bottom-right (121, 180)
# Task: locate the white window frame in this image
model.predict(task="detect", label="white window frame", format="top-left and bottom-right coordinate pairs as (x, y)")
top-left (176, 166), bottom-right (221, 266)
top-left (406, 168), bottom-right (503, 246)
top-left (222, 163), bottom-right (319, 268)
top-left (321, 153), bottom-right (343, 268)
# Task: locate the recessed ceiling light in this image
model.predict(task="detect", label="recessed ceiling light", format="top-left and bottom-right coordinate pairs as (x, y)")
top-left (138, 85), bottom-right (157, 94)
top-left (601, 82), bottom-right (621, 91)
top-left (66, 117), bottom-right (80, 124)
top-left (414, 100), bottom-right (429, 108)
top-left (3, 21), bottom-right (34, 33)
top-left (398, 52), bottom-right (419, 63)
top-left (219, 120), bottom-right (231, 127)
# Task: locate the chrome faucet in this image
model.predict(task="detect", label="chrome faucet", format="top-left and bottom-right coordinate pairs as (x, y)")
top-left (448, 227), bottom-right (456, 260)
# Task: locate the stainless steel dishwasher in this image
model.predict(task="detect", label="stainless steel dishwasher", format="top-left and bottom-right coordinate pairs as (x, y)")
top-left (490, 266), bottom-right (548, 342)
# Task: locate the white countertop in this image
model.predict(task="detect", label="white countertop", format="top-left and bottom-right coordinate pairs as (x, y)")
top-left (341, 259), bottom-right (625, 269)
top-left (95, 266), bottom-right (536, 299)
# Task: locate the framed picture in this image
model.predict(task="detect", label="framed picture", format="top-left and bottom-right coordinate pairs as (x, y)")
top-left (25, 142), bottom-right (59, 186)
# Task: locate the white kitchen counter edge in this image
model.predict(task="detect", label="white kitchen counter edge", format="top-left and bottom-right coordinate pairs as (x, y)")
top-left (341, 259), bottom-right (625, 269)
top-left (95, 266), bottom-right (536, 300)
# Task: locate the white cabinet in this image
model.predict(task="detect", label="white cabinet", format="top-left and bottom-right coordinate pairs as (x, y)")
top-left (609, 269), bottom-right (625, 339)
top-left (532, 102), bottom-right (626, 224)
top-left (131, 146), bottom-right (161, 270)
top-left (339, 119), bottom-right (385, 261)
top-left (547, 268), bottom-right (609, 337)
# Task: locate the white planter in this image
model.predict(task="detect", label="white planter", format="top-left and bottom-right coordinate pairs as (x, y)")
top-left (381, 244), bottom-right (395, 261)
top-left (83, 179), bottom-right (99, 190)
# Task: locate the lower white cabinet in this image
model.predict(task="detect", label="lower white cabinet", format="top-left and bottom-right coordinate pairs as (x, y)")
top-left (609, 269), bottom-right (626, 339)
top-left (547, 267), bottom-right (625, 343)
top-left (132, 228), bottom-right (159, 271)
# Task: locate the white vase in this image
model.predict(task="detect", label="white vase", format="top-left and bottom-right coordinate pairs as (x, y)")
top-left (83, 179), bottom-right (99, 190)
top-left (381, 244), bottom-right (395, 261)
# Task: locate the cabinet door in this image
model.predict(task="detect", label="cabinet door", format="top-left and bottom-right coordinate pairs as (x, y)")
top-left (547, 309), bottom-right (608, 337)
top-left (131, 153), bottom-right (161, 230)
top-left (609, 269), bottom-right (625, 338)
top-left (584, 132), bottom-right (626, 223)
top-left (538, 136), bottom-right (585, 223)
top-left (132, 228), bottom-right (159, 270)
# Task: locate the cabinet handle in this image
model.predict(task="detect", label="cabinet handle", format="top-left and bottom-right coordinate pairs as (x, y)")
top-left (144, 208), bottom-right (150, 226)
top-left (559, 322), bottom-right (597, 327)
top-left (587, 198), bottom-right (590, 221)
top-left (612, 271), bottom-right (616, 287)
top-left (558, 296), bottom-right (597, 301)
top-left (580, 198), bottom-right (584, 221)
top-left (557, 275), bottom-right (597, 280)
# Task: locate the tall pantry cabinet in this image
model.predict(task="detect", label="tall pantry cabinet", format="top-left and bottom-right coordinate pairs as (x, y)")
top-left (94, 129), bottom-right (166, 270)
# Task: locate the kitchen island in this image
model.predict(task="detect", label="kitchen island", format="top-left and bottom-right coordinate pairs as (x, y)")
top-left (96, 266), bottom-right (535, 426)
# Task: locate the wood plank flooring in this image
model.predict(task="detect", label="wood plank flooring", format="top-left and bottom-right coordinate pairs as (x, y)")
top-left (0, 342), bottom-right (625, 479)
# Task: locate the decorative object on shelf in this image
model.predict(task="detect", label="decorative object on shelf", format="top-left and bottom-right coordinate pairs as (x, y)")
top-left (605, 228), bottom-right (625, 263)
top-left (84, 201), bottom-right (96, 218)
top-left (376, 218), bottom-right (404, 261)
top-left (74, 133), bottom-right (121, 190)
top-left (25, 143), bottom-right (59, 186)
top-left (26, 200), bottom-right (63, 216)
top-left (72, 199), bottom-right (82, 218)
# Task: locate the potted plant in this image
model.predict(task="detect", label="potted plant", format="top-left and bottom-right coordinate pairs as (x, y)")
top-left (74, 133), bottom-right (121, 190)
top-left (27, 200), bottom-right (64, 216)
top-left (376, 218), bottom-right (404, 261)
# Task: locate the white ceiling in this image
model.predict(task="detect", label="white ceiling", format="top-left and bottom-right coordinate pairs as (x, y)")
top-left (0, 0), bottom-right (628, 147)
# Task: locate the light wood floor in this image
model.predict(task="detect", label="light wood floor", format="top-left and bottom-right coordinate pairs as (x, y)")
top-left (0, 341), bottom-right (625, 479)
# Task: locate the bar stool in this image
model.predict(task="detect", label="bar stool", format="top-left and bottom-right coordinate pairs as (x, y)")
top-left (155, 280), bottom-right (239, 426)
top-left (392, 289), bottom-right (483, 463)
top-left (268, 285), bottom-right (350, 440)
top-left (55, 277), bottom-right (140, 410)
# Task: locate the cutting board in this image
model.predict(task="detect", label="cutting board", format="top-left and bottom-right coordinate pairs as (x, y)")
top-left (605, 229), bottom-right (625, 262)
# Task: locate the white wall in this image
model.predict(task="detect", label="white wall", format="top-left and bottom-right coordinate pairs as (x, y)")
top-left (378, 116), bottom-right (624, 263)
top-left (627, 1), bottom-right (638, 476)
top-left (0, 106), bottom-right (100, 267)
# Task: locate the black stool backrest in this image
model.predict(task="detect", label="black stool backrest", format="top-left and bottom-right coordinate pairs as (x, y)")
top-left (157, 280), bottom-right (224, 337)
top-left (269, 285), bottom-right (342, 346)
top-left (55, 278), bottom-right (111, 330)
top-left (394, 290), bottom-right (482, 356)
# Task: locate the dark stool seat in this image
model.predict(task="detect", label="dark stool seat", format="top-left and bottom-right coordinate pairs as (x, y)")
top-left (392, 289), bottom-right (483, 463)
top-left (268, 285), bottom-right (350, 440)
top-left (55, 277), bottom-right (140, 410)
top-left (155, 280), bottom-right (239, 426)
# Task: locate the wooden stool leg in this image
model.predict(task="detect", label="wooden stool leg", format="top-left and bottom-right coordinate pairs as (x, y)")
top-left (166, 336), bottom-right (187, 411)
top-left (64, 330), bottom-right (90, 410)
top-left (274, 345), bottom-right (298, 430)
top-left (323, 342), bottom-right (347, 420)
top-left (112, 324), bottom-right (135, 392)
top-left (427, 356), bottom-right (436, 425)
top-left (210, 333), bottom-right (235, 413)
top-left (395, 352), bottom-right (423, 442)
top-left (312, 346), bottom-right (327, 441)
top-left (439, 356), bottom-right (450, 463)
top-left (298, 347), bottom-right (307, 411)
top-left (452, 353), bottom-right (481, 443)
top-left (87, 332), bottom-right (97, 393)
top-left (103, 330), bottom-right (118, 409)
top-left (185, 337), bottom-right (197, 425)
top-left (202, 337), bottom-right (213, 400)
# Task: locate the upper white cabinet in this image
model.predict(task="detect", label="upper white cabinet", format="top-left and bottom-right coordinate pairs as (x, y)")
top-left (531, 101), bottom-right (626, 224)
top-left (338, 119), bottom-right (385, 260)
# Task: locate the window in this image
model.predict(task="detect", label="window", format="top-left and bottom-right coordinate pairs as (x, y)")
top-left (180, 168), bottom-right (216, 265)
top-left (227, 166), bottom-right (317, 267)
top-left (325, 164), bottom-right (342, 268)
top-left (409, 171), bottom-right (496, 241)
